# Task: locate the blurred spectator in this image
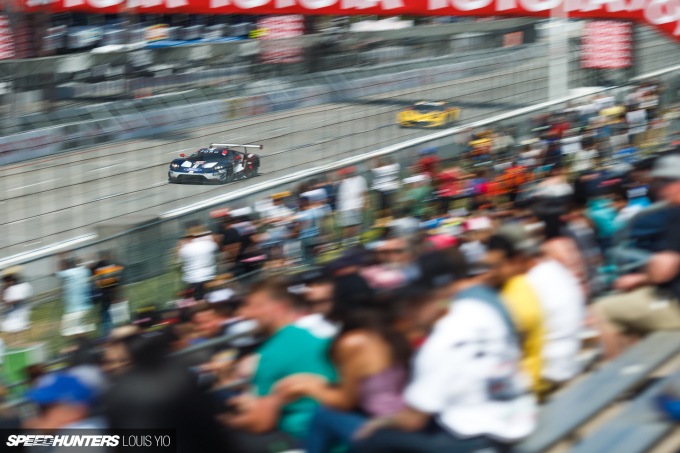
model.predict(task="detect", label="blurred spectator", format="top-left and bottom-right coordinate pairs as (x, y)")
top-left (24, 373), bottom-right (104, 431)
top-left (222, 278), bottom-right (336, 449)
top-left (292, 270), bottom-right (338, 339)
top-left (216, 214), bottom-right (245, 268)
top-left (459, 216), bottom-right (494, 274)
top-left (1, 269), bottom-right (33, 342)
top-left (24, 364), bottom-right (46, 386)
top-left (295, 196), bottom-right (327, 264)
top-left (627, 104), bottom-right (648, 145)
top-left (65, 339), bottom-right (107, 414)
top-left (526, 242), bottom-right (585, 394)
top-left (401, 173), bottom-right (431, 218)
top-left (257, 192), bottom-right (295, 258)
top-left (105, 329), bottom-right (228, 453)
top-left (177, 222), bottom-right (219, 302)
top-left (353, 250), bottom-right (536, 453)
top-left (101, 326), bottom-right (139, 376)
top-left (571, 136), bottom-right (600, 174)
top-left (55, 256), bottom-right (95, 337)
top-left (336, 167), bottom-right (368, 245)
top-left (91, 251), bottom-right (125, 335)
top-left (374, 229), bottom-right (418, 270)
top-left (277, 285), bottom-right (410, 453)
top-left (371, 156), bottom-right (401, 219)
top-left (484, 231), bottom-right (544, 395)
top-left (594, 155), bottom-right (680, 358)
top-left (191, 301), bottom-right (260, 358)
top-left (498, 222), bottom-right (586, 394)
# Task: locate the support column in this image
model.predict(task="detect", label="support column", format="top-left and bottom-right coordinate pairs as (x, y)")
top-left (548, 2), bottom-right (569, 100)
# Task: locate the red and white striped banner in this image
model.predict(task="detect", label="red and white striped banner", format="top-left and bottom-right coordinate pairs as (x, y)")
top-left (13, 0), bottom-right (680, 43)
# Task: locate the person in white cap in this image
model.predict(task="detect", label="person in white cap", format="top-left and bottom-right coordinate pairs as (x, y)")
top-left (593, 154), bottom-right (680, 358)
top-left (177, 221), bottom-right (219, 302)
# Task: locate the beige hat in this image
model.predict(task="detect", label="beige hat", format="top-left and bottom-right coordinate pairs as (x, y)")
top-left (0, 266), bottom-right (23, 277)
top-left (109, 325), bottom-right (140, 341)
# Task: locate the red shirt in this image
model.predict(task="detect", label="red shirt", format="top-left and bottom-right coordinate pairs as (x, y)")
top-left (551, 121), bottom-right (570, 137)
top-left (418, 156), bottom-right (441, 177)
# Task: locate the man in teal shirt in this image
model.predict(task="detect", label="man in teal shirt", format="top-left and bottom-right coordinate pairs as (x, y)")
top-left (225, 277), bottom-right (336, 441)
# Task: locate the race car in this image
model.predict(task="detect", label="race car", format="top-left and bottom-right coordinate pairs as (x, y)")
top-left (397, 101), bottom-right (461, 129)
top-left (168, 143), bottom-right (262, 184)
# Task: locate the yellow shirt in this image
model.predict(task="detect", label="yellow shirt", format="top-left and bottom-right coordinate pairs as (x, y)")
top-left (501, 275), bottom-right (545, 394)
top-left (469, 138), bottom-right (491, 156)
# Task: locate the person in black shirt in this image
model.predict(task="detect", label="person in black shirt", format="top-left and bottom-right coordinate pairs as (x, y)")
top-left (104, 329), bottom-right (232, 453)
top-left (92, 251), bottom-right (124, 335)
top-left (594, 155), bottom-right (680, 359)
top-left (216, 215), bottom-right (243, 267)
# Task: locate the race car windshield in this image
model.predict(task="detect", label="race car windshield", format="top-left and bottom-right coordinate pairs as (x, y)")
top-left (414, 104), bottom-right (445, 113)
top-left (187, 150), bottom-right (230, 162)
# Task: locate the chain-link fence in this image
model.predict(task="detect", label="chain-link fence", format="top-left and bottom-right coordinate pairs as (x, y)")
top-left (2, 17), bottom-right (680, 358)
top-left (3, 58), bottom-right (679, 358)
top-left (0, 43), bottom-right (551, 259)
top-left (0, 18), bottom-right (538, 136)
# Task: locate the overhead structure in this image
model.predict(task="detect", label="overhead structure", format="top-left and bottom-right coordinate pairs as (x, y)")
top-left (12, 0), bottom-right (680, 43)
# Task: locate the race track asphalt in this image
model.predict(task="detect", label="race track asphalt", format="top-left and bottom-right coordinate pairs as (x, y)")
top-left (0, 57), bottom-right (547, 259)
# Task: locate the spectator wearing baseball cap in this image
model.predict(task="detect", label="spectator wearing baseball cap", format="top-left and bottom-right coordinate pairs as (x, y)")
top-left (594, 154), bottom-right (680, 358)
top-left (353, 250), bottom-right (536, 453)
top-left (459, 216), bottom-right (494, 275)
top-left (177, 222), bottom-right (219, 302)
top-left (25, 373), bottom-right (104, 431)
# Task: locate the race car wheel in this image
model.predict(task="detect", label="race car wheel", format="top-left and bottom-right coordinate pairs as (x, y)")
top-left (247, 163), bottom-right (259, 178)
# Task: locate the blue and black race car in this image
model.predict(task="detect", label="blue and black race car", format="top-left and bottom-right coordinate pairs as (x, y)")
top-left (168, 143), bottom-right (262, 184)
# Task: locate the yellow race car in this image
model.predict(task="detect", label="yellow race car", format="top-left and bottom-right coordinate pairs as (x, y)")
top-left (398, 101), bottom-right (461, 129)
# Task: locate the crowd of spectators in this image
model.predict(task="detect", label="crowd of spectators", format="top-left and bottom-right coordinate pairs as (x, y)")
top-left (2, 80), bottom-right (680, 452)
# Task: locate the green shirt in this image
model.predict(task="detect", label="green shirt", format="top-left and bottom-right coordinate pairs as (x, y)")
top-left (252, 325), bottom-right (336, 438)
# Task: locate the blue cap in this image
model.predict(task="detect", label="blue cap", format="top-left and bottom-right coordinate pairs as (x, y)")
top-left (27, 373), bottom-right (94, 407)
top-left (419, 147), bottom-right (437, 155)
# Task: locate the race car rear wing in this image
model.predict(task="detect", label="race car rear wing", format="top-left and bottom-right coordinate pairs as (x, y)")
top-left (210, 143), bottom-right (263, 150)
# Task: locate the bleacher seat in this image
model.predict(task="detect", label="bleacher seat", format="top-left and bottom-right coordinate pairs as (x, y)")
top-left (516, 331), bottom-right (680, 453)
top-left (567, 355), bottom-right (680, 453)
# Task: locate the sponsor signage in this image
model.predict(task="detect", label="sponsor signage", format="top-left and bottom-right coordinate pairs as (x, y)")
top-left (144, 24), bottom-right (170, 42)
top-left (581, 20), bottom-right (632, 69)
top-left (67, 26), bottom-right (103, 49)
top-left (256, 15), bottom-right (304, 64)
top-left (0, 15), bottom-right (14, 59)
top-left (503, 30), bottom-right (523, 47)
top-left (14, 0), bottom-right (680, 45)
